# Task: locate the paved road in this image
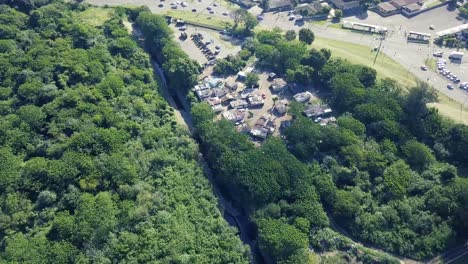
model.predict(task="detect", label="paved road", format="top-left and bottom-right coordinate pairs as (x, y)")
top-left (260, 9), bottom-right (468, 105)
top-left (89, 0), bottom-right (468, 104)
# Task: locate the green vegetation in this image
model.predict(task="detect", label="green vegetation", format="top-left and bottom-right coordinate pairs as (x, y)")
top-left (191, 28), bottom-right (468, 262)
top-left (458, 2), bottom-right (468, 19)
top-left (312, 37), bottom-right (417, 87)
top-left (165, 10), bottom-right (232, 30)
top-left (0, 2), bottom-right (249, 263)
top-left (76, 6), bottom-right (114, 26)
top-left (312, 37), bottom-right (468, 123)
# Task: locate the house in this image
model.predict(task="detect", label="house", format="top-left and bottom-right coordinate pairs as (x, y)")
top-left (250, 128), bottom-right (269, 139)
top-left (293, 92), bottom-right (312, 103)
top-left (401, 3), bottom-right (421, 16)
top-left (196, 89), bottom-right (212, 99)
top-left (221, 93), bottom-right (236, 103)
top-left (274, 100), bottom-right (288, 115)
top-left (268, 0), bottom-right (293, 11)
top-left (237, 71), bottom-right (247, 80)
top-left (237, 124), bottom-right (251, 134)
top-left (240, 88), bottom-right (258, 99)
top-left (376, 2), bottom-right (398, 16)
top-left (248, 95), bottom-right (265, 108)
top-left (389, 0), bottom-right (420, 9)
top-left (295, 2), bottom-right (325, 17)
top-left (225, 82), bottom-right (238, 91)
top-left (213, 87), bottom-right (229, 97)
top-left (230, 99), bottom-right (249, 109)
top-left (223, 109), bottom-right (247, 123)
top-left (205, 96), bottom-right (221, 106)
top-left (303, 104), bottom-right (332, 119)
top-left (328, 0), bottom-right (362, 12)
top-left (207, 78), bottom-right (223, 88)
top-left (212, 104), bottom-right (224, 113)
top-left (270, 78), bottom-right (288, 93)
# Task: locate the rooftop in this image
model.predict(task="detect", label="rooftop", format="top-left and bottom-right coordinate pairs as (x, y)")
top-left (269, 0), bottom-right (293, 9)
top-left (377, 2), bottom-right (397, 12)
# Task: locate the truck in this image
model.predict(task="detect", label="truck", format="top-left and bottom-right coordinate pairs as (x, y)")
top-left (449, 51), bottom-right (464, 61)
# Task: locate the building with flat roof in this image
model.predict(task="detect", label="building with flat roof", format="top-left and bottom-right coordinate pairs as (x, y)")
top-left (268, 0), bottom-right (293, 11)
top-left (329, 0), bottom-right (362, 12)
top-left (376, 2), bottom-right (398, 16)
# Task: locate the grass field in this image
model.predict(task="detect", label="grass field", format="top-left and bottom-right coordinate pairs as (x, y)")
top-left (77, 7), bottom-right (114, 27)
top-left (312, 37), bottom-right (468, 123)
top-left (424, 57), bottom-right (437, 71)
top-left (312, 37), bottom-right (418, 87)
top-left (165, 10), bottom-right (232, 29)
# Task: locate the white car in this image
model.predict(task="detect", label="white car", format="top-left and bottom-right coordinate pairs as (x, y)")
top-left (207, 6), bottom-right (212, 10)
top-left (421, 65), bottom-right (427, 71)
top-left (181, 2), bottom-right (188, 6)
top-left (213, 2), bottom-right (218, 6)
top-left (447, 83), bottom-right (454, 90)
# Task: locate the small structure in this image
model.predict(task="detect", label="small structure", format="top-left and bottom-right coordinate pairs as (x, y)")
top-left (196, 89), bottom-right (212, 99)
top-left (208, 78), bottom-right (223, 88)
top-left (274, 100), bottom-right (288, 115)
top-left (225, 82), bottom-right (238, 91)
top-left (268, 72), bottom-right (277, 80)
top-left (376, 2), bottom-right (398, 16)
top-left (250, 128), bottom-right (269, 139)
top-left (268, 0), bottom-right (293, 11)
top-left (389, 0), bottom-right (420, 9)
top-left (270, 78), bottom-right (288, 93)
top-left (293, 92), bottom-right (312, 103)
top-left (212, 104), bottom-right (224, 113)
top-left (295, 2), bottom-right (326, 17)
top-left (223, 109), bottom-right (247, 123)
top-left (237, 71), bottom-right (247, 81)
top-left (213, 87), bottom-right (229, 97)
top-left (247, 95), bottom-right (265, 108)
top-left (230, 99), bottom-right (249, 109)
top-left (401, 3), bottom-right (421, 16)
top-left (303, 104), bottom-right (332, 119)
top-left (328, 0), bottom-right (362, 12)
top-left (240, 88), bottom-right (258, 99)
top-left (205, 97), bottom-right (221, 106)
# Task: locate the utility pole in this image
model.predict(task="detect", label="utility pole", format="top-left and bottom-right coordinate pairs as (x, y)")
top-left (372, 34), bottom-right (385, 66)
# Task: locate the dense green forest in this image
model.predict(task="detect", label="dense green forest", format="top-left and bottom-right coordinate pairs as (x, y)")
top-left (0, 2), bottom-right (249, 263)
top-left (190, 29), bottom-right (468, 263)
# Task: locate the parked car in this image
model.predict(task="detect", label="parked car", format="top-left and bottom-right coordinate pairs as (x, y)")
top-left (207, 6), bottom-right (212, 10)
top-left (209, 10), bottom-right (214, 14)
top-left (181, 2), bottom-right (188, 6)
top-left (447, 83), bottom-right (454, 90)
top-left (192, 8), bottom-right (197, 12)
top-left (421, 65), bottom-right (427, 71)
top-left (158, 3), bottom-right (163, 7)
top-left (222, 12), bottom-right (229, 16)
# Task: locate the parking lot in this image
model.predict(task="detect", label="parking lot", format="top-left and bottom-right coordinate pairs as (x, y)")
top-left (87, 0), bottom-right (234, 21)
top-left (346, 5), bottom-right (463, 33)
top-left (171, 25), bottom-right (241, 63)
